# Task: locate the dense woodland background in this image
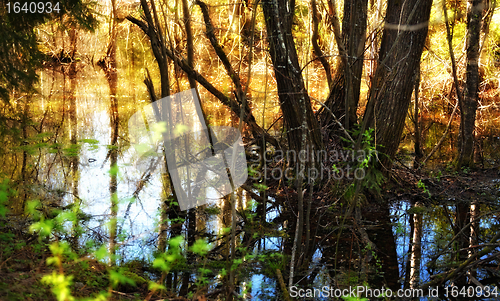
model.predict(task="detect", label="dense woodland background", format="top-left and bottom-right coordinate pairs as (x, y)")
top-left (1, 0), bottom-right (500, 300)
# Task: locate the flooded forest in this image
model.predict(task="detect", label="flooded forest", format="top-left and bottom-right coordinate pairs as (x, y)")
top-left (1, 0), bottom-right (500, 300)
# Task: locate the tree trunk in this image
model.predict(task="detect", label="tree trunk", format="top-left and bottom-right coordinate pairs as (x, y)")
top-left (403, 203), bottom-right (415, 290)
top-left (409, 202), bottom-right (423, 290)
top-left (108, 77), bottom-right (119, 266)
top-left (261, 0), bottom-right (323, 155)
top-left (361, 0), bottom-right (433, 167)
top-left (455, 201), bottom-right (471, 287)
top-left (457, 0), bottom-right (485, 168)
top-left (468, 199), bottom-right (480, 282)
top-left (341, 0), bottom-right (368, 130)
top-left (320, 0), bottom-right (368, 132)
top-left (103, 3), bottom-right (119, 264)
top-left (413, 64), bottom-right (422, 162)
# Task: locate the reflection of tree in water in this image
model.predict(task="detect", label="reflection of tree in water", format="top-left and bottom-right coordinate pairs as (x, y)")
top-left (2, 0), bottom-right (500, 299)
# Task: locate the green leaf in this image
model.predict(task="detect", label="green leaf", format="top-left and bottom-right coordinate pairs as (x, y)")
top-left (190, 239), bottom-right (212, 256)
top-left (30, 219), bottom-right (54, 237)
top-left (94, 245), bottom-right (109, 261)
top-left (42, 272), bottom-right (75, 301)
top-left (220, 268), bottom-right (227, 276)
top-left (109, 269), bottom-right (136, 288)
top-left (153, 258), bottom-right (168, 271)
top-left (148, 282), bottom-right (166, 291)
top-left (169, 235), bottom-right (184, 248)
top-left (26, 199), bottom-right (41, 215)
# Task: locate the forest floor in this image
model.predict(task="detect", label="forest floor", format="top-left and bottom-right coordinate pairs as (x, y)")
top-left (389, 165), bottom-right (500, 206)
top-left (0, 238), bottom-right (156, 301)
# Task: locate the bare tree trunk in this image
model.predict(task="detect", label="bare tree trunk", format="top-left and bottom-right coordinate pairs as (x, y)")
top-left (157, 173), bottom-right (170, 254)
top-left (409, 202), bottom-right (423, 290)
top-left (102, 1), bottom-right (119, 265)
top-left (108, 79), bottom-right (119, 266)
top-left (455, 201), bottom-right (471, 287)
top-left (413, 64), bottom-right (422, 163)
top-left (180, 0), bottom-right (199, 293)
top-left (468, 200), bottom-right (480, 282)
top-left (261, 0), bottom-right (323, 155)
top-left (68, 50), bottom-right (80, 249)
top-left (403, 203), bottom-right (415, 290)
top-left (367, 0), bottom-right (382, 88)
top-left (342, 0), bottom-right (368, 130)
top-left (457, 0), bottom-right (485, 168)
top-left (360, 0), bottom-right (433, 168)
top-left (320, 0), bottom-right (368, 132)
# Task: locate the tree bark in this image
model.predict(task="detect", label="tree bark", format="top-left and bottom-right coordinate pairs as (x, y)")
top-left (457, 0), bottom-right (485, 168)
top-left (320, 0), bottom-right (368, 132)
top-left (413, 64), bottom-right (422, 162)
top-left (261, 0), bottom-right (323, 155)
top-left (361, 0), bottom-right (433, 168)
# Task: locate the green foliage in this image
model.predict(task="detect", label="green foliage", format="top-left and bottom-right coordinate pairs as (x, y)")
top-left (42, 241), bottom-right (78, 301)
top-left (0, 179), bottom-right (14, 217)
top-left (258, 252), bottom-right (286, 277)
top-left (63, 144), bottom-right (82, 157)
top-left (109, 268), bottom-right (136, 288)
top-left (342, 128), bottom-right (386, 194)
top-left (153, 235), bottom-right (185, 273)
top-left (25, 203), bottom-right (149, 301)
top-left (30, 218), bottom-right (55, 238)
top-left (42, 272), bottom-right (75, 301)
top-left (253, 183), bottom-right (268, 192)
top-left (407, 205), bottom-right (428, 215)
top-left (47, 241), bottom-right (78, 266)
top-left (204, 205), bottom-right (221, 215)
top-left (430, 170), bottom-right (442, 181)
top-left (417, 180), bottom-right (431, 197)
top-left (190, 239), bottom-right (212, 256)
top-left (0, 0), bottom-right (98, 102)
top-left (360, 128), bottom-right (385, 192)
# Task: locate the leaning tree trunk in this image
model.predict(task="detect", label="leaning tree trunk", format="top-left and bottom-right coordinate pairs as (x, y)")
top-left (261, 0), bottom-right (323, 155)
top-left (457, 0), bottom-right (485, 169)
top-left (360, 0), bottom-right (433, 168)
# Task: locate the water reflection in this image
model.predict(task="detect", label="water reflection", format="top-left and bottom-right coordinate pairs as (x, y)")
top-left (36, 61), bottom-right (165, 261)
top-left (3, 28), bottom-right (499, 299)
